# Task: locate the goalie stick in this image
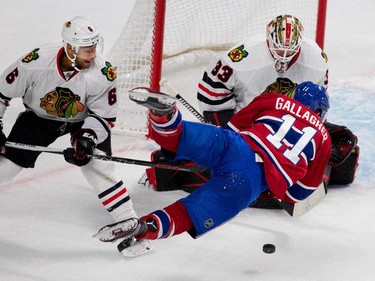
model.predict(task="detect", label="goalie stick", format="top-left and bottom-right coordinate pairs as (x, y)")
top-left (277, 182), bottom-right (327, 217)
top-left (4, 142), bottom-right (207, 173)
top-left (160, 78), bottom-right (206, 122)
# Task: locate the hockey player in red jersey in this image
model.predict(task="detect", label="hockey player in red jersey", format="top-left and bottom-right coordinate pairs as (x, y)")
top-left (0, 16), bottom-right (151, 257)
top-left (146, 14), bottom-right (358, 200)
top-left (94, 81), bottom-right (331, 247)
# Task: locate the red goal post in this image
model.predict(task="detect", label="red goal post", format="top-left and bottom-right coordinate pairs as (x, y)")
top-left (109, 0), bottom-right (328, 134)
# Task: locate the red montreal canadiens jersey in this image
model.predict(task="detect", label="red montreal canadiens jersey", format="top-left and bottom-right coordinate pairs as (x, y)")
top-left (228, 93), bottom-right (331, 203)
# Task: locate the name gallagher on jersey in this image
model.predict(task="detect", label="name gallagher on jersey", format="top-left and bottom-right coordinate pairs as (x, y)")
top-left (275, 97), bottom-right (329, 142)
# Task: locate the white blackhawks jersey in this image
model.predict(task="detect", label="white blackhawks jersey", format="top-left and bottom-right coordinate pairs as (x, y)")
top-left (197, 35), bottom-right (329, 114)
top-left (0, 44), bottom-right (118, 134)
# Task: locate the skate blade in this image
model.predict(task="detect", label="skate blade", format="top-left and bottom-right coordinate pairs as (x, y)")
top-left (93, 218), bottom-right (139, 242)
top-left (120, 240), bottom-right (155, 258)
top-left (128, 88), bottom-right (176, 108)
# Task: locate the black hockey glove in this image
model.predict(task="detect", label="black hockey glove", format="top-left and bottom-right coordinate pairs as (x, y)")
top-left (325, 122), bottom-right (357, 165)
top-left (0, 119), bottom-right (6, 147)
top-left (203, 110), bottom-right (234, 127)
top-left (325, 122), bottom-right (360, 185)
top-left (64, 129), bottom-right (97, 166)
top-left (145, 149), bottom-right (210, 192)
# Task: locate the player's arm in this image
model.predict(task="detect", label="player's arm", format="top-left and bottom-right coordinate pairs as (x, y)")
top-left (64, 81), bottom-right (117, 166)
top-left (0, 56), bottom-right (32, 147)
top-left (282, 137), bottom-right (332, 204)
top-left (0, 57), bottom-right (31, 103)
top-left (197, 56), bottom-right (237, 122)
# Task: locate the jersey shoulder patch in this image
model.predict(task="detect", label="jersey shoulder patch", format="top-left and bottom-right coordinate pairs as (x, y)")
top-left (100, 61), bottom-right (117, 81)
top-left (227, 45), bottom-right (249, 62)
top-left (21, 48), bottom-right (40, 63)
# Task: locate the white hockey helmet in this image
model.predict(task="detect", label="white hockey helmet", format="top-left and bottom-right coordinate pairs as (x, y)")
top-left (266, 15), bottom-right (304, 72)
top-left (61, 16), bottom-right (103, 53)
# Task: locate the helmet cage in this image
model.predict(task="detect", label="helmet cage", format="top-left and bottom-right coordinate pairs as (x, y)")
top-left (266, 15), bottom-right (303, 65)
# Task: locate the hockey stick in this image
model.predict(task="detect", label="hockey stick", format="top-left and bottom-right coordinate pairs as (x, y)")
top-left (4, 142), bottom-right (207, 173)
top-left (160, 78), bottom-right (206, 122)
top-left (277, 182), bottom-right (327, 217)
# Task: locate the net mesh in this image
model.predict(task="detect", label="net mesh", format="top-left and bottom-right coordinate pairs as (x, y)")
top-left (108, 0), bottom-right (322, 134)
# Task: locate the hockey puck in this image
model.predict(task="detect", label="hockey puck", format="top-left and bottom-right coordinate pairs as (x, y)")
top-left (262, 244), bottom-right (276, 254)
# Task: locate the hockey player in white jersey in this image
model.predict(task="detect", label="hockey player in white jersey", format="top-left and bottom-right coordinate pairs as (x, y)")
top-left (197, 14), bottom-right (328, 121)
top-left (0, 16), bottom-right (152, 257)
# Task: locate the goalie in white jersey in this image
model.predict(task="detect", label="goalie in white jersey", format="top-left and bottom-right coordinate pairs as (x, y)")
top-left (197, 14), bottom-right (329, 123)
top-left (0, 16), bottom-right (151, 257)
top-left (196, 15), bottom-right (358, 190)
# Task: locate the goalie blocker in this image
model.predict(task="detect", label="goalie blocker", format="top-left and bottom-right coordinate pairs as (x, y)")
top-left (143, 122), bottom-right (359, 210)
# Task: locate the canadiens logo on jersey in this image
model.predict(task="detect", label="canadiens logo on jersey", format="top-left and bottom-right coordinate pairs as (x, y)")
top-left (21, 48), bottom-right (40, 63)
top-left (228, 45), bottom-right (248, 62)
top-left (40, 87), bottom-right (85, 118)
top-left (101, 61), bottom-right (117, 81)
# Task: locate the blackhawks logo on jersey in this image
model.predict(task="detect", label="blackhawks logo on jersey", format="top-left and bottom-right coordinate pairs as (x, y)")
top-left (262, 77), bottom-right (297, 97)
top-left (40, 87), bottom-right (85, 118)
top-left (228, 45), bottom-right (248, 62)
top-left (22, 48), bottom-right (40, 63)
top-left (101, 61), bottom-right (117, 81)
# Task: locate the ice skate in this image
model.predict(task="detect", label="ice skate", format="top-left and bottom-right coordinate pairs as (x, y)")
top-left (117, 237), bottom-right (154, 258)
top-left (93, 218), bottom-right (146, 242)
top-left (128, 87), bottom-right (176, 114)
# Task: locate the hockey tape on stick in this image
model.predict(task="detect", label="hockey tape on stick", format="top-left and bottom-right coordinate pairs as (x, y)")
top-left (5, 142), bottom-right (207, 173)
top-left (160, 79), bottom-right (206, 122)
top-left (277, 182), bottom-right (327, 217)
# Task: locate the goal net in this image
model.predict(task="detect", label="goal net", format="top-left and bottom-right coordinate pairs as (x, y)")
top-left (108, 0), bottom-right (327, 134)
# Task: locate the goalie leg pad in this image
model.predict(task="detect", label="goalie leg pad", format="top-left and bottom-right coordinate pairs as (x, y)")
top-left (145, 149), bottom-right (211, 192)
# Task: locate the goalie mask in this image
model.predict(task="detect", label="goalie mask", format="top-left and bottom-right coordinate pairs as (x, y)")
top-left (61, 16), bottom-right (103, 70)
top-left (293, 81), bottom-right (330, 122)
top-left (266, 15), bottom-right (304, 73)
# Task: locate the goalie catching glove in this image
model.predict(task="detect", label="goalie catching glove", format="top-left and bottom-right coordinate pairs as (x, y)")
top-left (325, 122), bottom-right (359, 184)
top-left (64, 129), bottom-right (97, 166)
top-left (144, 149), bottom-right (210, 192)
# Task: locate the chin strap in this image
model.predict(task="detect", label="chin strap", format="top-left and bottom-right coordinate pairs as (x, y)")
top-left (64, 48), bottom-right (81, 72)
top-left (274, 60), bottom-right (289, 73)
